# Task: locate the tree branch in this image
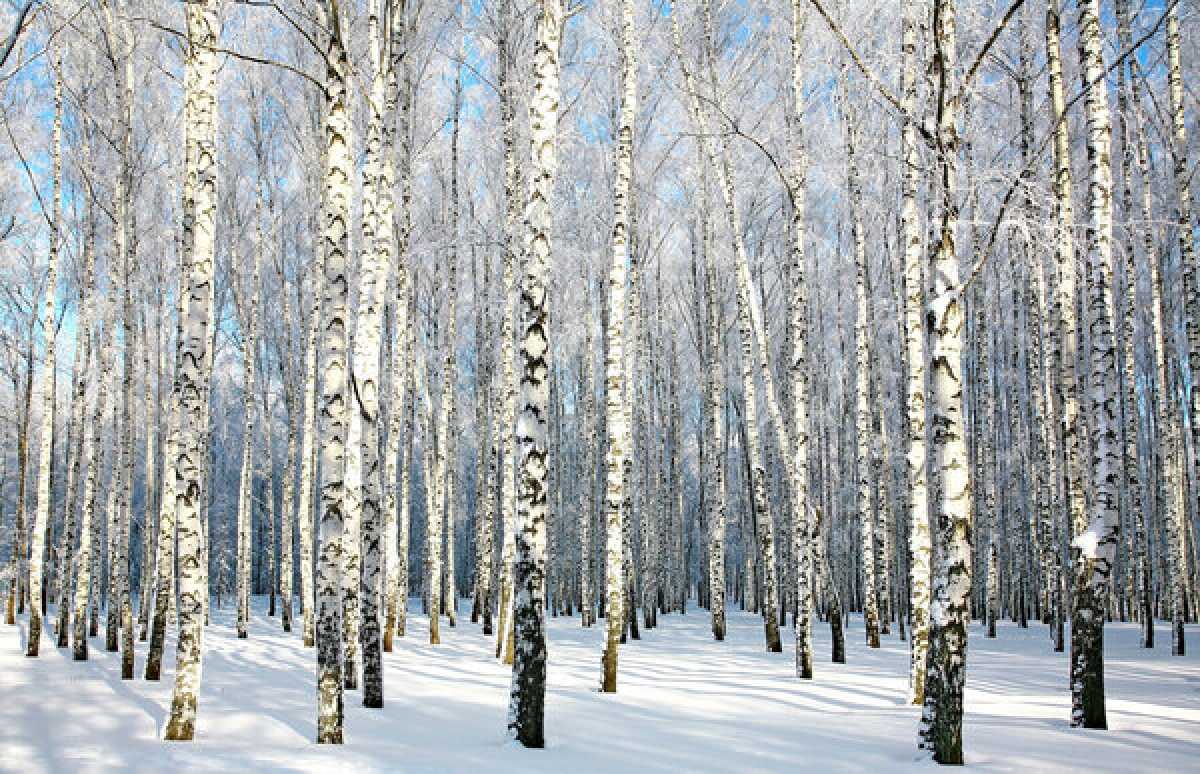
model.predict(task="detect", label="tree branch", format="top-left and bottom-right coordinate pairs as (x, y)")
top-left (804, 0), bottom-right (926, 140)
top-left (0, 0), bottom-right (37, 70)
top-left (958, 0), bottom-right (1027, 98)
top-left (961, 0), bottom-right (1180, 292)
top-left (141, 18), bottom-right (322, 88)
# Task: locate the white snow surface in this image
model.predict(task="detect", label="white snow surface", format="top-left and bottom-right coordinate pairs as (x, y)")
top-left (2, 599), bottom-right (1197, 772)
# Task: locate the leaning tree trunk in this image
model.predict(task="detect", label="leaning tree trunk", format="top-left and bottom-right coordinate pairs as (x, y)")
top-left (671, 0), bottom-right (780, 653)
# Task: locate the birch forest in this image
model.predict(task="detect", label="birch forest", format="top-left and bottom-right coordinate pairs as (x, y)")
top-left (1, 0), bottom-right (1199, 768)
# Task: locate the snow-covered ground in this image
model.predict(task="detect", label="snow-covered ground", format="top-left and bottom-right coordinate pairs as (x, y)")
top-left (2, 599), bottom-right (1197, 772)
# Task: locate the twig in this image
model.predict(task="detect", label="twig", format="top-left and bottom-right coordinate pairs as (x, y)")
top-left (0, 0), bottom-right (37, 70)
top-left (142, 17), bottom-right (322, 88)
top-left (961, 0), bottom-right (1180, 292)
top-left (958, 0), bottom-right (1027, 98)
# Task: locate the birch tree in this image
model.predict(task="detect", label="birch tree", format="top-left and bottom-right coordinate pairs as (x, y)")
top-left (602, 0), bottom-right (636, 695)
top-left (25, 53), bottom-right (61, 658)
top-left (163, 0), bottom-right (223, 741)
top-left (507, 0), bottom-right (563, 748)
top-left (236, 239), bottom-right (262, 640)
top-left (917, 0), bottom-right (971, 762)
top-left (900, 0), bottom-right (930, 705)
top-left (1070, 0), bottom-right (1121, 730)
top-left (353, 0), bottom-right (397, 707)
top-left (315, 0), bottom-right (353, 743)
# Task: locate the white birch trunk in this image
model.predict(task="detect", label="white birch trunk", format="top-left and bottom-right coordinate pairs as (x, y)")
top-left (26, 59), bottom-right (62, 657)
top-left (601, 0), bottom-right (636, 694)
top-left (355, 0), bottom-right (393, 706)
top-left (299, 278), bottom-right (321, 648)
top-left (342, 369), bottom-right (363, 688)
top-left (385, 7), bottom-right (416, 645)
top-left (236, 243), bottom-right (262, 640)
top-left (507, 0), bottom-right (561, 747)
top-left (280, 286), bottom-right (297, 634)
top-left (57, 114), bottom-right (96, 650)
top-left (74, 314), bottom-right (115, 662)
top-left (1165, 3), bottom-right (1192, 658)
top-left (788, 0), bottom-right (814, 680)
top-left (137, 312), bottom-right (159, 643)
top-left (918, 0), bottom-right (971, 763)
top-left (1070, 0), bottom-right (1120, 729)
top-left (315, 1), bottom-right (353, 743)
top-left (163, 0), bottom-right (222, 740)
top-left (844, 95), bottom-right (880, 649)
top-left (900, 0), bottom-right (931, 705)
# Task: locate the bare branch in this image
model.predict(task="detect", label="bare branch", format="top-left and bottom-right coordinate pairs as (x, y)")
top-left (140, 17), bottom-right (323, 88)
top-left (958, 0), bottom-right (1027, 98)
top-left (0, 0), bottom-right (37, 70)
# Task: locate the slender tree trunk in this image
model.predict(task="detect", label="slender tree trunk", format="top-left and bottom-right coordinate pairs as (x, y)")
top-left (1069, 0), bottom-right (1120, 729)
top-left (138, 311), bottom-right (159, 643)
top-left (601, 0), bottom-right (636, 694)
top-left (6, 314), bottom-right (33, 625)
top-left (507, 0), bottom-right (562, 748)
top-left (843, 93), bottom-right (880, 650)
top-left (237, 243), bottom-right (262, 640)
top-left (1165, 1), bottom-right (1192, 659)
top-left (26, 60), bottom-right (62, 658)
top-left (280, 292), bottom-right (298, 634)
top-left (494, 0), bottom-right (522, 665)
top-left (900, 0), bottom-right (930, 705)
top-left (163, 0), bottom-right (222, 740)
top-left (299, 273), bottom-right (321, 648)
top-left (918, 0), bottom-right (971, 763)
top-left (388, 7), bottom-right (416, 645)
top-left (315, 1), bottom-right (352, 743)
top-left (1045, 0), bottom-right (1082, 660)
top-left (670, 5), bottom-right (728, 642)
top-left (111, 29), bottom-right (138, 682)
top-left (472, 249), bottom-right (496, 633)
top-left (58, 121), bottom-right (97, 651)
top-left (342, 364), bottom-right (363, 687)
top-left (354, 0), bottom-right (392, 705)
top-left (789, 0), bottom-right (813, 679)
top-left (74, 321), bottom-right (112, 662)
